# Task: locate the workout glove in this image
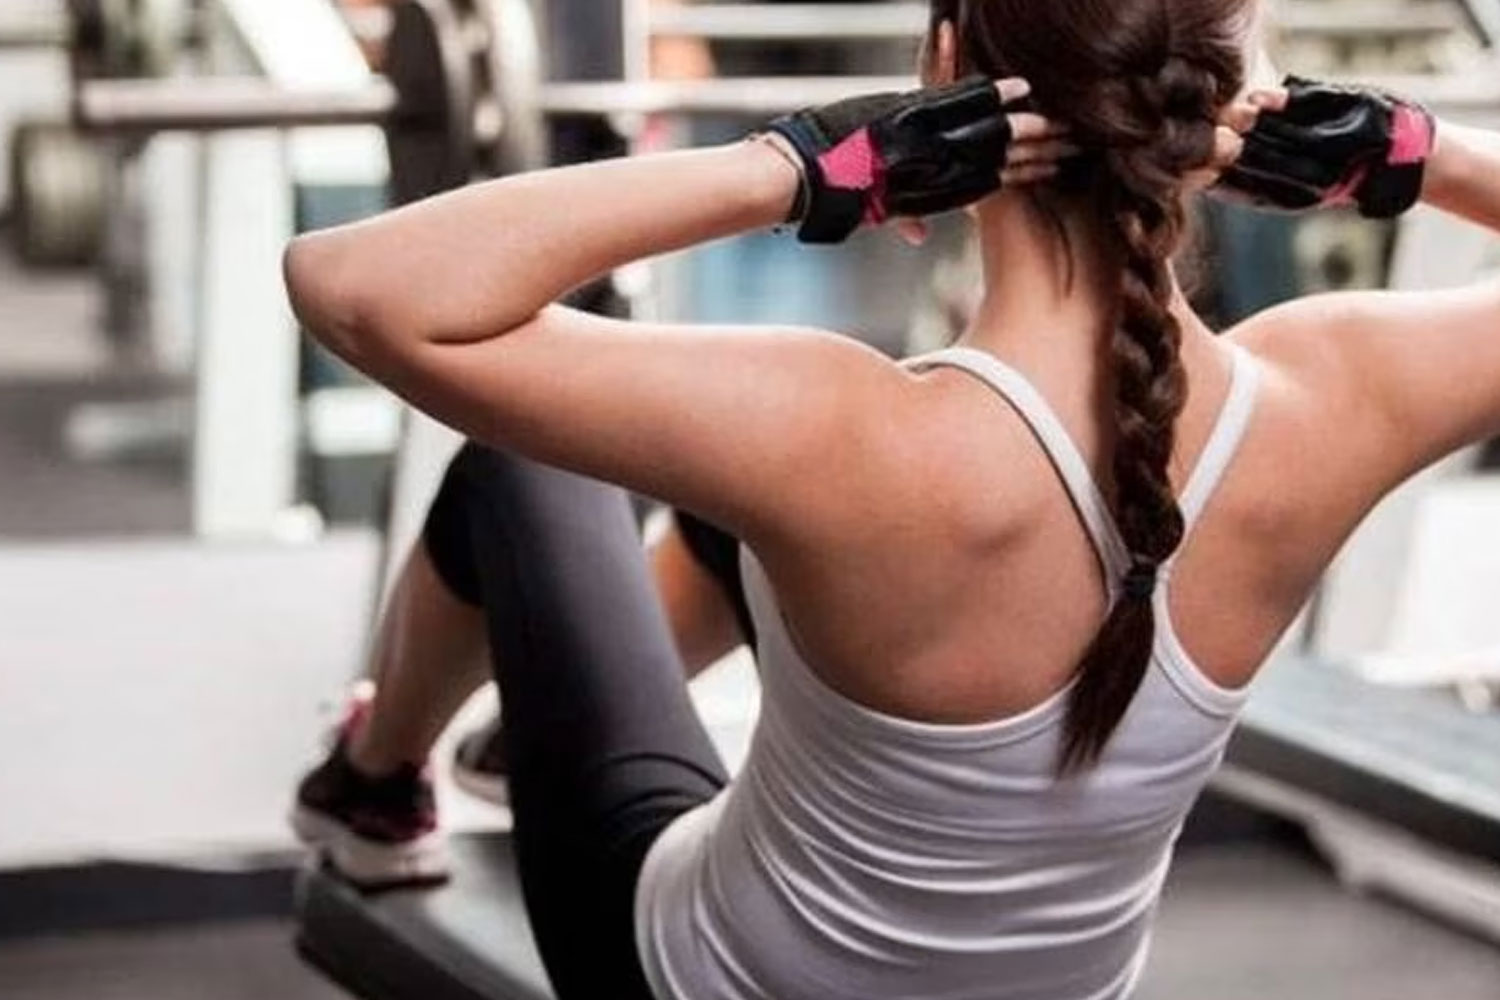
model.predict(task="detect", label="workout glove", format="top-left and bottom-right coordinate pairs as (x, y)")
top-left (765, 76), bottom-right (1019, 244)
top-left (1217, 75), bottom-right (1435, 219)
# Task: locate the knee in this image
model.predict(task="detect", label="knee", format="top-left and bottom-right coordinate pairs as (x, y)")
top-left (446, 441), bottom-right (558, 508)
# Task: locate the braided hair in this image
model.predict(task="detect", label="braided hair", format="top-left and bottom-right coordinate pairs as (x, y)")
top-left (929, 0), bottom-right (1248, 772)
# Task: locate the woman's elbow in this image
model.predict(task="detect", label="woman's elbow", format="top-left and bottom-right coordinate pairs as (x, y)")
top-left (283, 231), bottom-right (385, 365)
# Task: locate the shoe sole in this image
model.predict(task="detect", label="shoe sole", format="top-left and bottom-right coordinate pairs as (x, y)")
top-left (289, 804), bottom-right (451, 890)
top-left (451, 761), bottom-right (512, 810)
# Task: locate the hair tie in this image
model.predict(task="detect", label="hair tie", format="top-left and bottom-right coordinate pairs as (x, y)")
top-left (1122, 557), bottom-right (1159, 601)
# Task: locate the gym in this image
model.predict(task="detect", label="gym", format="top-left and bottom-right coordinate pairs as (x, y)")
top-left (1, 2), bottom-right (1499, 998)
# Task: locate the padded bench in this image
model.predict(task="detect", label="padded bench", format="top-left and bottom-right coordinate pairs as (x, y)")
top-left (296, 832), bottom-right (553, 1000)
top-left (295, 660), bottom-right (1500, 1000)
top-left (1227, 657), bottom-right (1500, 864)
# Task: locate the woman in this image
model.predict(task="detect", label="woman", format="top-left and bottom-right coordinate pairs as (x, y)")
top-left (293, 505), bottom-right (755, 885)
top-left (285, 0), bottom-right (1500, 995)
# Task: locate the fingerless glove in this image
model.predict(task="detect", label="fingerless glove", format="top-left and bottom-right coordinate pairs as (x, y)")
top-left (765, 77), bottom-right (1021, 244)
top-left (1218, 75), bottom-right (1435, 219)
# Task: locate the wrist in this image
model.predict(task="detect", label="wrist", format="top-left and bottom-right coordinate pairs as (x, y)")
top-left (1420, 118), bottom-right (1463, 207)
top-left (743, 132), bottom-right (807, 229)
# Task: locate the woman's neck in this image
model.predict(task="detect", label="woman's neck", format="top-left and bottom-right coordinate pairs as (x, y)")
top-left (957, 190), bottom-right (1217, 387)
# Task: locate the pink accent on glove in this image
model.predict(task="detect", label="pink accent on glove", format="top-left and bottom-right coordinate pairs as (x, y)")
top-left (816, 127), bottom-right (889, 225)
top-left (1388, 105), bottom-right (1433, 166)
top-left (1322, 163), bottom-right (1368, 207)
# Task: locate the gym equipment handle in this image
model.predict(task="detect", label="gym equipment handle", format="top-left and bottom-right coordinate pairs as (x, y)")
top-left (74, 77), bottom-right (401, 132)
top-left (72, 75), bottom-right (924, 132)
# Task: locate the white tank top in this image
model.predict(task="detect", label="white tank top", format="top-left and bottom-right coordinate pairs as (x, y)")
top-left (635, 344), bottom-right (1263, 1000)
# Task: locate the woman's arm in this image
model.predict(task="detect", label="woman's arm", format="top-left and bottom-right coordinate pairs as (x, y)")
top-left (1421, 121), bottom-right (1500, 233)
top-left (284, 140), bottom-right (799, 356)
top-left (1234, 115), bottom-right (1500, 485)
top-left (284, 141), bottom-right (898, 545)
top-left (284, 81), bottom-right (1044, 545)
top-left (285, 76), bottom-right (1042, 351)
top-left (652, 517), bottom-right (746, 676)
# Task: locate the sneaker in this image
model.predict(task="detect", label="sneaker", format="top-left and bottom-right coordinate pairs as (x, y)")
top-left (451, 713), bottom-right (511, 808)
top-left (289, 686), bottom-right (450, 890)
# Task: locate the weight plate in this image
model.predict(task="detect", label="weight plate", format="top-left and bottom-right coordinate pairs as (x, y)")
top-left (470, 0), bottom-right (547, 175)
top-left (69, 0), bottom-right (184, 78)
top-left (9, 121), bottom-right (109, 268)
top-left (384, 0), bottom-right (476, 205)
top-left (132, 0), bottom-right (186, 77)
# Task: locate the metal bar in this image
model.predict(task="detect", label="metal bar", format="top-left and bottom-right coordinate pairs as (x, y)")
top-left (645, 1), bottom-right (1463, 43)
top-left (1279, 4), bottom-right (1465, 37)
top-left (74, 77), bottom-right (398, 131)
top-left (1457, 0), bottom-right (1500, 45)
top-left (73, 68), bottom-right (1500, 135)
top-left (0, 14), bottom-right (67, 49)
top-left (74, 74), bottom-right (920, 131)
top-left (647, 2), bottom-right (927, 41)
top-left (540, 75), bottom-right (916, 116)
top-left (1281, 2), bottom-right (1465, 34)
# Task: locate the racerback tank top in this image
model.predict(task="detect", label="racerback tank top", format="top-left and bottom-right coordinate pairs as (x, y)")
top-left (635, 344), bottom-right (1263, 1000)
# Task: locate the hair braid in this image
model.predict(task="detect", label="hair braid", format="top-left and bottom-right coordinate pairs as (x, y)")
top-left (928, 0), bottom-right (1250, 772)
top-left (1057, 58), bottom-right (1221, 774)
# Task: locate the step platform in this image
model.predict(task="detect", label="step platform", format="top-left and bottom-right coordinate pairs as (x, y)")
top-left (295, 832), bottom-right (553, 1000)
top-left (1229, 657), bottom-right (1500, 864)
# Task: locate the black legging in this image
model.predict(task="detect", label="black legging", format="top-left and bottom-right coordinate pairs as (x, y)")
top-left (422, 442), bottom-right (736, 999)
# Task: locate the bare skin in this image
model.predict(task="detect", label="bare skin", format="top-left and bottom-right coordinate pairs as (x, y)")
top-left (350, 542), bottom-right (490, 776)
top-left (340, 25), bottom-right (1263, 779)
top-left (290, 24), bottom-right (1500, 746)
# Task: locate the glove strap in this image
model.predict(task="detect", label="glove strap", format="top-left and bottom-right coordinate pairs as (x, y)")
top-left (750, 131), bottom-right (811, 226)
top-left (767, 114), bottom-right (882, 244)
top-left (1356, 102), bottom-right (1435, 218)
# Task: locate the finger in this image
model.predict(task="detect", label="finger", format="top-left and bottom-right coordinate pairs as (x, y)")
top-left (1001, 162), bottom-right (1060, 187)
top-left (893, 217), bottom-right (931, 247)
top-left (1248, 87), bottom-right (1289, 112)
top-left (1006, 137), bottom-right (1083, 167)
top-left (1211, 125), bottom-right (1246, 170)
top-left (994, 77), bottom-right (1032, 106)
top-left (1218, 100), bottom-right (1261, 135)
top-left (1183, 166), bottom-right (1223, 193)
top-left (1008, 112), bottom-right (1066, 143)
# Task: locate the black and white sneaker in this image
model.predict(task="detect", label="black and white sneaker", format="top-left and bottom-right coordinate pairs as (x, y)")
top-left (290, 688), bottom-right (449, 890)
top-left (451, 713), bottom-right (511, 808)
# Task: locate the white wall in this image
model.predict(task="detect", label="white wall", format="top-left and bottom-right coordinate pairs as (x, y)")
top-left (0, 529), bottom-right (760, 869)
top-left (0, 533), bottom-right (377, 867)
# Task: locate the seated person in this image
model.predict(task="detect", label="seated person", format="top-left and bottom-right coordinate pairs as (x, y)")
top-left (282, 0), bottom-right (1494, 995)
top-left (292, 505), bottom-right (752, 886)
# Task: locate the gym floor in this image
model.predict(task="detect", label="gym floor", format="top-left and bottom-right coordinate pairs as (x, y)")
top-left (4, 842), bottom-right (1500, 1000)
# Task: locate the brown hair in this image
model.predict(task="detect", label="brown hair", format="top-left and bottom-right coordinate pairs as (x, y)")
top-left (927, 0), bottom-right (1248, 772)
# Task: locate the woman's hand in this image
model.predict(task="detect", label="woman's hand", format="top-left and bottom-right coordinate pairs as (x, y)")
top-left (765, 77), bottom-right (1070, 245)
top-left (1185, 87), bottom-right (1290, 193)
top-left (1212, 77), bottom-right (1436, 217)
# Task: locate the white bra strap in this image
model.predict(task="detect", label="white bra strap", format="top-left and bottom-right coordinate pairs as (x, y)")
top-left (1175, 345), bottom-right (1262, 535)
top-left (906, 347), bottom-right (1132, 580)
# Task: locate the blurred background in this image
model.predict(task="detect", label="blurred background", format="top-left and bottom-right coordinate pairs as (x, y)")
top-left (0, 1), bottom-right (1498, 998)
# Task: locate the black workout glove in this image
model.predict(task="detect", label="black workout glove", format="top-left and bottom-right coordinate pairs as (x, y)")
top-left (764, 76), bottom-right (1020, 244)
top-left (1217, 75), bottom-right (1435, 219)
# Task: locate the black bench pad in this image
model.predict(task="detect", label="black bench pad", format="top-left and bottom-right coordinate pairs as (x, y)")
top-left (296, 831), bottom-right (553, 1000)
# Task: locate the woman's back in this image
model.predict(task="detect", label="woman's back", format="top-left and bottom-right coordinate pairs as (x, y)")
top-left (635, 336), bottom-right (1269, 999)
top-left (747, 307), bottom-right (1324, 735)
